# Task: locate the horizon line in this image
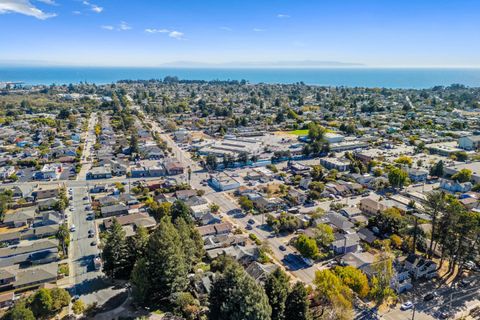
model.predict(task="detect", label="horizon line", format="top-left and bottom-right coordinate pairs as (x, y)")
top-left (2, 64), bottom-right (480, 69)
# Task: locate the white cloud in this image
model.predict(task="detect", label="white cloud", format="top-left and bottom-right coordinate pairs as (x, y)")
top-left (101, 22), bottom-right (131, 31)
top-left (91, 4), bottom-right (102, 13)
top-left (145, 28), bottom-right (169, 34)
top-left (0, 0), bottom-right (56, 19)
top-left (277, 14), bottom-right (290, 18)
top-left (37, 0), bottom-right (56, 5)
top-left (220, 26), bottom-right (232, 31)
top-left (119, 21), bottom-right (131, 30)
top-left (253, 28), bottom-right (265, 32)
top-left (168, 31), bottom-right (184, 39)
top-left (72, 10), bottom-right (81, 15)
top-left (145, 28), bottom-right (184, 39)
top-left (82, 1), bottom-right (102, 13)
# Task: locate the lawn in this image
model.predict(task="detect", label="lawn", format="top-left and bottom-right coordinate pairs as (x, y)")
top-left (287, 129), bottom-right (309, 136)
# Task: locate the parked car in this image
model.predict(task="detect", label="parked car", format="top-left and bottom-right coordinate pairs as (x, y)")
top-left (246, 224), bottom-right (253, 230)
top-left (423, 292), bottom-right (438, 301)
top-left (248, 219), bottom-right (255, 224)
top-left (279, 245), bottom-right (287, 251)
top-left (70, 225), bottom-right (76, 232)
top-left (460, 278), bottom-right (473, 287)
top-left (400, 301), bottom-right (414, 311)
top-left (90, 241), bottom-right (97, 246)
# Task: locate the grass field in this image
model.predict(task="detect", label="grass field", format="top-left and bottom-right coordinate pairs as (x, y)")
top-left (287, 129), bottom-right (309, 136)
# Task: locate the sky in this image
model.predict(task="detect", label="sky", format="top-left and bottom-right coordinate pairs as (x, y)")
top-left (1, 0), bottom-right (480, 67)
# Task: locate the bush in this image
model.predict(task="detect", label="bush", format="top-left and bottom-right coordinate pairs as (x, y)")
top-left (249, 233), bottom-right (261, 245)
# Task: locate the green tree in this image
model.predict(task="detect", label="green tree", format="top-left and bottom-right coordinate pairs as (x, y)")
top-left (424, 191), bottom-right (446, 258)
top-left (5, 301), bottom-right (35, 320)
top-left (333, 266), bottom-right (370, 298)
top-left (175, 217), bottom-right (205, 269)
top-left (394, 156), bottom-right (413, 167)
top-left (388, 167), bottom-right (408, 189)
top-left (131, 257), bottom-right (151, 305)
top-left (29, 288), bottom-right (53, 319)
top-left (451, 168), bottom-right (472, 183)
top-left (295, 234), bottom-right (319, 260)
top-left (313, 269), bottom-right (353, 320)
top-left (130, 133), bottom-right (139, 154)
top-left (239, 196), bottom-right (254, 211)
top-left (368, 207), bottom-right (406, 236)
top-left (206, 154), bottom-right (218, 170)
top-left (308, 181), bottom-right (325, 200)
top-left (149, 201), bottom-right (172, 221)
top-left (172, 292), bottom-right (200, 320)
top-left (49, 288), bottom-right (71, 312)
top-left (238, 151), bottom-right (249, 164)
top-left (369, 251), bottom-right (396, 305)
top-left (314, 223), bottom-right (335, 248)
top-left (285, 282), bottom-right (311, 320)
top-left (171, 200), bottom-right (192, 223)
top-left (131, 217), bottom-right (188, 305)
top-left (307, 122), bottom-right (326, 142)
top-left (264, 268), bottom-right (290, 320)
top-left (209, 203), bottom-right (220, 213)
top-left (429, 160), bottom-right (444, 177)
top-left (125, 225), bottom-right (150, 273)
top-left (56, 223), bottom-right (70, 257)
top-left (0, 191), bottom-right (12, 221)
top-left (72, 299), bottom-right (85, 315)
top-left (102, 218), bottom-right (130, 279)
top-left (208, 262), bottom-right (271, 320)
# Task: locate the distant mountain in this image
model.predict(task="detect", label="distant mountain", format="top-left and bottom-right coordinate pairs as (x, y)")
top-left (160, 60), bottom-right (364, 67)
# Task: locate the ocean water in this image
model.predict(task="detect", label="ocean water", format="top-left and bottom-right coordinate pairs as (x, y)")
top-left (1, 66), bottom-right (480, 89)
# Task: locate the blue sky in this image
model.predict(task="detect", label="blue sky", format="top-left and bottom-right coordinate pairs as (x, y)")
top-left (1, 0), bottom-right (480, 67)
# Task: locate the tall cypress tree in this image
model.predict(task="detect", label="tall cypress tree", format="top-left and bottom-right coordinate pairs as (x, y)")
top-left (264, 268), bottom-right (290, 320)
top-left (132, 217), bottom-right (188, 304)
top-left (102, 218), bottom-right (129, 279)
top-left (285, 282), bottom-right (310, 320)
top-left (209, 262), bottom-right (271, 320)
top-left (175, 217), bottom-right (205, 269)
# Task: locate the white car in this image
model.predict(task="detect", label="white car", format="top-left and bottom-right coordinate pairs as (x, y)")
top-left (70, 225), bottom-right (76, 232)
top-left (400, 301), bottom-right (414, 311)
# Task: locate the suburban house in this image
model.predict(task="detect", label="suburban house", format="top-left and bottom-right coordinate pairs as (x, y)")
top-left (164, 160), bottom-right (185, 175)
top-left (340, 251), bottom-right (376, 277)
top-left (2, 207), bottom-right (36, 228)
top-left (320, 158), bottom-right (350, 172)
top-left (197, 222), bottom-right (233, 237)
top-left (440, 179), bottom-right (472, 193)
top-left (0, 262), bottom-right (58, 292)
top-left (407, 168), bottom-right (429, 182)
top-left (100, 203), bottom-right (129, 217)
top-left (0, 239), bottom-right (58, 268)
top-left (33, 186), bottom-right (60, 200)
top-left (331, 233), bottom-right (361, 254)
top-left (458, 135), bottom-right (480, 150)
top-left (359, 198), bottom-right (388, 216)
top-left (87, 165), bottom-right (113, 179)
top-left (403, 254), bottom-right (438, 279)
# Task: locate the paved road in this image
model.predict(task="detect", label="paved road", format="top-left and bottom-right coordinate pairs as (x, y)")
top-left (381, 275), bottom-right (480, 320)
top-left (77, 112), bottom-right (97, 181)
top-left (69, 186), bottom-right (106, 304)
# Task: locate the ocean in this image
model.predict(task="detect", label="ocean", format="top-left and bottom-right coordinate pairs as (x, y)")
top-left (1, 66), bottom-right (480, 89)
